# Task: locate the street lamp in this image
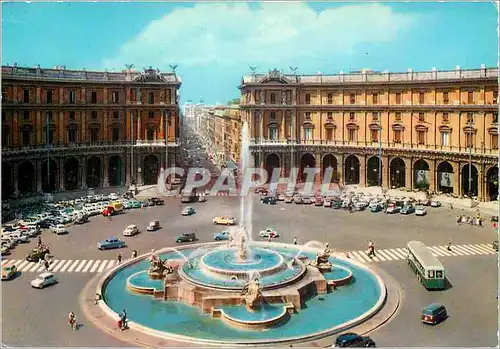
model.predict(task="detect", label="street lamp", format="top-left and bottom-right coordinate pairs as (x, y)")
top-left (468, 121), bottom-right (473, 197)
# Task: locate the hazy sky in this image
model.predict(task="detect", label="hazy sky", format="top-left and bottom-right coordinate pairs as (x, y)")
top-left (2, 2), bottom-right (498, 105)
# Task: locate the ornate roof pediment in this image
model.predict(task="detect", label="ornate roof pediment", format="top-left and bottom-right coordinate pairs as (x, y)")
top-left (487, 126), bottom-right (498, 135)
top-left (134, 67), bottom-right (167, 83)
top-left (392, 123), bottom-right (405, 131)
top-left (324, 120), bottom-right (337, 129)
top-left (368, 123), bottom-right (381, 131)
top-left (415, 124), bottom-right (428, 132)
top-left (258, 69), bottom-right (291, 84)
top-left (346, 122), bottom-right (359, 130)
top-left (463, 125), bottom-right (478, 134)
top-left (438, 125), bottom-right (452, 132)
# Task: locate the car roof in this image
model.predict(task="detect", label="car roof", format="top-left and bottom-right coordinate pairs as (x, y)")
top-left (337, 333), bottom-right (360, 341)
top-left (38, 272), bottom-right (54, 277)
top-left (423, 303), bottom-right (444, 311)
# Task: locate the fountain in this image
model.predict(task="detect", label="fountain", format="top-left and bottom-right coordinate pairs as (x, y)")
top-left (98, 121), bottom-right (389, 345)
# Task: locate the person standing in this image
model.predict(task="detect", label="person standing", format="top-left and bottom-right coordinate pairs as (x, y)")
top-left (132, 250), bottom-right (138, 259)
top-left (117, 253), bottom-right (122, 264)
top-left (447, 241), bottom-right (452, 251)
top-left (293, 237), bottom-right (298, 245)
top-left (367, 240), bottom-right (376, 258)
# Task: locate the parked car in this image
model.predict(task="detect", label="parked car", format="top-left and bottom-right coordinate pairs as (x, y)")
top-left (415, 206), bottom-right (427, 216)
top-left (258, 228), bottom-right (280, 238)
top-left (430, 201), bottom-right (442, 208)
top-left (385, 206), bottom-right (400, 214)
top-left (97, 237), bottom-right (126, 250)
top-left (151, 197), bottom-right (165, 205)
top-left (254, 187), bottom-right (268, 195)
top-left (175, 232), bottom-right (197, 243)
top-left (123, 224), bottom-right (140, 236)
top-left (261, 196), bottom-right (277, 205)
top-left (333, 333), bottom-right (376, 347)
top-left (323, 198), bottom-right (332, 208)
top-left (1, 245), bottom-right (9, 255)
top-left (214, 231), bottom-right (230, 241)
top-left (30, 272), bottom-right (57, 289)
top-left (400, 206), bottom-right (416, 215)
top-left (302, 196), bottom-right (312, 204)
top-left (182, 207), bottom-right (196, 216)
top-left (332, 201), bottom-right (342, 209)
top-left (369, 204), bottom-right (383, 213)
top-left (5, 232), bottom-right (29, 244)
top-left (1, 265), bottom-right (18, 280)
top-left (277, 193), bottom-right (286, 201)
top-left (493, 240), bottom-right (498, 252)
top-left (293, 195), bottom-right (303, 204)
top-left (108, 193), bottom-right (119, 200)
top-left (198, 194), bottom-right (207, 202)
top-left (314, 197), bottom-right (324, 206)
top-left (147, 220), bottom-right (161, 232)
top-left (421, 303), bottom-right (448, 325)
top-left (213, 216), bottom-right (236, 225)
top-left (52, 224), bottom-right (68, 235)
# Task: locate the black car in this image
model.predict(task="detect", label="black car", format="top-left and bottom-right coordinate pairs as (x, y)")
top-left (151, 197), bottom-right (165, 205)
top-left (334, 333), bottom-right (376, 347)
top-left (261, 196), bottom-right (277, 205)
top-left (39, 219), bottom-right (58, 229)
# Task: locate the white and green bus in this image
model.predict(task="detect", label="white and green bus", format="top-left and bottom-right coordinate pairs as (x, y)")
top-left (406, 241), bottom-right (445, 290)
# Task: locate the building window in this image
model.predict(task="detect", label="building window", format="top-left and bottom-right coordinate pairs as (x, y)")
top-left (2, 111), bottom-right (6, 122)
top-left (112, 127), bottom-right (120, 141)
top-left (349, 112), bottom-right (355, 121)
top-left (327, 112), bottom-right (333, 120)
top-left (395, 112), bottom-right (401, 121)
top-left (69, 90), bottom-right (76, 104)
top-left (419, 92), bottom-right (425, 104)
top-left (91, 111), bottom-right (97, 120)
top-left (270, 111), bottom-right (276, 120)
top-left (417, 131), bottom-right (425, 145)
top-left (68, 128), bottom-right (77, 143)
top-left (46, 130), bottom-right (54, 144)
top-left (304, 128), bottom-right (312, 140)
top-left (465, 132), bottom-right (473, 148)
top-left (393, 130), bottom-right (401, 143)
top-left (148, 92), bottom-right (154, 104)
top-left (371, 129), bottom-right (378, 142)
top-left (349, 93), bottom-right (356, 104)
top-left (91, 91), bottom-right (98, 104)
top-left (327, 93), bottom-right (333, 104)
top-left (90, 128), bottom-right (99, 142)
top-left (418, 113), bottom-right (425, 122)
top-left (395, 93), bottom-right (401, 104)
top-left (442, 112), bottom-right (449, 123)
top-left (255, 90), bottom-right (260, 102)
top-left (372, 93), bottom-right (378, 105)
top-left (467, 112), bottom-right (474, 124)
top-left (113, 111), bottom-right (119, 119)
top-left (493, 113), bottom-right (498, 123)
top-left (23, 111), bottom-right (29, 121)
top-left (147, 126), bottom-right (155, 140)
top-left (46, 111), bottom-right (53, 122)
top-left (112, 91), bottom-right (119, 104)
top-left (69, 111), bottom-right (76, 121)
top-left (268, 127), bottom-right (278, 140)
top-left (492, 134), bottom-right (498, 149)
top-left (440, 132), bottom-right (450, 146)
top-left (22, 131), bottom-right (31, 146)
top-left (24, 89), bottom-right (30, 103)
top-left (326, 129), bottom-right (333, 141)
top-left (46, 90), bottom-right (53, 104)
top-left (467, 91), bottom-right (474, 104)
top-left (372, 112), bottom-right (379, 121)
top-left (348, 129), bottom-right (356, 142)
top-left (270, 93), bottom-right (276, 103)
top-left (1, 89), bottom-right (6, 102)
top-left (443, 92), bottom-right (449, 105)
top-left (149, 111), bottom-right (154, 119)
top-left (493, 91), bottom-right (498, 104)
top-left (305, 94), bottom-right (311, 104)
top-left (305, 112), bottom-right (311, 120)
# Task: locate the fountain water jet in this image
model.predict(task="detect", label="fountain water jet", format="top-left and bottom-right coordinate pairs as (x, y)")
top-left (239, 121), bottom-right (253, 242)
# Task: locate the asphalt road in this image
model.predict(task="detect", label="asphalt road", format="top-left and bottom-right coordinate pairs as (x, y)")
top-left (2, 195), bottom-right (498, 347)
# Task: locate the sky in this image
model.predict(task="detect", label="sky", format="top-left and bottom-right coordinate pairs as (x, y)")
top-left (2, 1), bottom-right (498, 106)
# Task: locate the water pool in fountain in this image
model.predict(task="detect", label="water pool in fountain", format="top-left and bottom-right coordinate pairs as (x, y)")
top-left (102, 244), bottom-right (385, 343)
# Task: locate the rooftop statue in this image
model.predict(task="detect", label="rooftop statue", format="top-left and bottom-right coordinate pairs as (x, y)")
top-left (240, 278), bottom-right (263, 310)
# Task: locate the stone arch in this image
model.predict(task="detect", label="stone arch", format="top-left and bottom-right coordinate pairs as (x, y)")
top-left (299, 153), bottom-right (316, 183)
top-left (344, 155), bottom-right (360, 185)
top-left (390, 158), bottom-right (406, 189)
top-left (108, 155), bottom-right (124, 187)
top-left (461, 163), bottom-right (479, 197)
top-left (41, 159), bottom-right (58, 193)
top-left (436, 161), bottom-right (454, 194)
top-left (86, 157), bottom-right (101, 188)
top-left (366, 156), bottom-right (381, 187)
top-left (322, 154), bottom-right (338, 183)
top-left (486, 166), bottom-right (498, 201)
top-left (64, 157), bottom-right (79, 191)
top-left (18, 161), bottom-right (35, 194)
top-left (143, 154), bottom-right (159, 185)
top-left (2, 163), bottom-right (13, 198)
top-left (414, 159), bottom-right (430, 190)
top-left (265, 153), bottom-right (281, 183)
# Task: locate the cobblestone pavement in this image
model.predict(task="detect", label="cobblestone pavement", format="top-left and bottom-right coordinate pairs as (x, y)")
top-left (1, 194), bottom-right (498, 347)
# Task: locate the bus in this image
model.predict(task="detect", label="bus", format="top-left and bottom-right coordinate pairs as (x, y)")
top-left (406, 240), bottom-right (445, 290)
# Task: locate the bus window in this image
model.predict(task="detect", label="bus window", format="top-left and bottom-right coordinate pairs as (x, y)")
top-left (428, 270), bottom-right (435, 278)
top-left (436, 271), bottom-right (443, 279)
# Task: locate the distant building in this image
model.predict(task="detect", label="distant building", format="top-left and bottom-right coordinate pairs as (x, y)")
top-left (239, 66), bottom-right (499, 201)
top-left (1, 64), bottom-right (182, 198)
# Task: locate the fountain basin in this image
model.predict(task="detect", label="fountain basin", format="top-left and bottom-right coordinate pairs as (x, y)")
top-left (213, 303), bottom-right (295, 330)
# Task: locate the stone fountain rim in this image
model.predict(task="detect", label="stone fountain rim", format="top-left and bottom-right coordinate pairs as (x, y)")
top-left (94, 241), bottom-right (388, 346)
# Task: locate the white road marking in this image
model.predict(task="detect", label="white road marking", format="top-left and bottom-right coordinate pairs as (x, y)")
top-left (470, 244), bottom-right (494, 254)
top-left (349, 251), bottom-right (366, 263)
top-left (382, 249), bottom-right (400, 260)
top-left (456, 244), bottom-right (478, 255)
top-left (29, 262), bottom-right (41, 272)
top-left (59, 260), bottom-right (73, 272)
top-left (390, 248), bottom-right (406, 259)
top-left (376, 250), bottom-right (393, 261)
top-left (1, 260), bottom-right (9, 266)
top-left (52, 260), bottom-right (66, 272)
top-left (67, 260), bottom-right (80, 272)
top-left (22, 262), bottom-right (35, 272)
top-left (82, 260), bottom-right (94, 272)
top-left (17, 260), bottom-right (29, 270)
top-left (427, 247), bottom-right (445, 257)
top-left (432, 246), bottom-right (452, 256)
top-left (450, 245), bottom-right (470, 255)
top-left (479, 244), bottom-right (496, 252)
top-left (356, 250), bottom-right (373, 263)
top-left (97, 261), bottom-right (108, 273)
top-left (108, 260), bottom-right (118, 269)
top-left (75, 260), bottom-right (87, 272)
top-left (90, 261), bottom-right (101, 273)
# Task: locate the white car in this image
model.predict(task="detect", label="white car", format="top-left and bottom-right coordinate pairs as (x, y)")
top-left (123, 225), bottom-right (140, 236)
top-left (430, 201), bottom-right (442, 208)
top-left (52, 224), bottom-right (68, 235)
top-left (108, 193), bottom-right (119, 200)
top-left (5, 232), bottom-right (29, 244)
top-left (30, 272), bottom-right (57, 289)
top-left (415, 207), bottom-right (427, 216)
top-left (258, 228), bottom-right (280, 238)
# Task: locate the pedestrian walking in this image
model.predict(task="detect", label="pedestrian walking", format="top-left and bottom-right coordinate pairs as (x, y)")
top-left (37, 236), bottom-right (42, 246)
top-left (44, 260), bottom-right (50, 272)
top-left (94, 293), bottom-right (102, 305)
top-left (132, 250), bottom-right (138, 259)
top-left (367, 240), bottom-right (376, 258)
top-left (117, 253), bottom-right (122, 264)
top-left (293, 237), bottom-right (298, 245)
top-left (447, 241), bottom-right (452, 251)
top-left (346, 252), bottom-right (351, 259)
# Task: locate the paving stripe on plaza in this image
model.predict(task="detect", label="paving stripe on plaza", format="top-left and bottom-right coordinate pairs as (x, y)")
top-left (1, 243), bottom-right (496, 271)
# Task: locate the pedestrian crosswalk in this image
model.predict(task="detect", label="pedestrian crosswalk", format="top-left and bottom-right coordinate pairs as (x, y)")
top-left (0, 243), bottom-right (496, 272)
top-left (341, 243), bottom-right (497, 264)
